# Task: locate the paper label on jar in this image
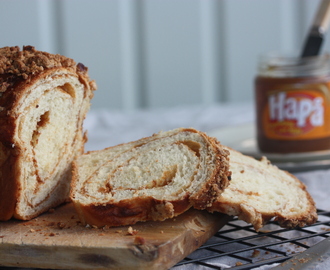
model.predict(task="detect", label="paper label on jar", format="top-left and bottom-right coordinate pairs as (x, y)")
top-left (263, 86), bottom-right (330, 140)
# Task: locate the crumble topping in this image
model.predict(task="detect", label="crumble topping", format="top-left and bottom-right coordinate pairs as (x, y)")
top-left (0, 46), bottom-right (75, 78)
top-left (0, 45), bottom-right (96, 92)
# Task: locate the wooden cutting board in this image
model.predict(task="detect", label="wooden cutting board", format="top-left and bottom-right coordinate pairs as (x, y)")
top-left (0, 203), bottom-right (230, 270)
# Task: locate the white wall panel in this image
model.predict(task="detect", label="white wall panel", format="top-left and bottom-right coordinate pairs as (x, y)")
top-left (0, 0), bottom-right (329, 111)
top-left (199, 0), bottom-right (224, 103)
top-left (37, 0), bottom-right (59, 53)
top-left (118, 0), bottom-right (145, 110)
top-left (59, 0), bottom-right (124, 110)
top-left (0, 0), bottom-right (44, 49)
top-left (142, 0), bottom-right (203, 108)
top-left (221, 0), bottom-right (297, 102)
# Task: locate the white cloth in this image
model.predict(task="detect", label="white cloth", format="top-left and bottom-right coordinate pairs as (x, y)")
top-left (84, 102), bottom-right (255, 151)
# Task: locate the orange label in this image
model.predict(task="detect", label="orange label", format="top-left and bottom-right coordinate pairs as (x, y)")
top-left (263, 85), bottom-right (330, 140)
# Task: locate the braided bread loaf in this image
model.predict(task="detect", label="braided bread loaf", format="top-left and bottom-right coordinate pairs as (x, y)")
top-left (208, 148), bottom-right (318, 231)
top-left (70, 128), bottom-right (231, 227)
top-left (0, 46), bottom-right (96, 220)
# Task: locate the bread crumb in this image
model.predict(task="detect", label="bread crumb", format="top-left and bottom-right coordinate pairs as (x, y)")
top-left (29, 229), bottom-right (35, 233)
top-left (116, 230), bottom-right (122, 233)
top-left (57, 222), bottom-right (66, 229)
top-left (134, 236), bottom-right (145, 245)
top-left (298, 258), bottom-right (311, 263)
top-left (127, 226), bottom-right (138, 235)
top-left (252, 249), bottom-right (260, 258)
top-left (160, 230), bottom-right (164, 234)
top-left (98, 233), bottom-right (105, 236)
top-left (103, 225), bottom-right (110, 230)
top-left (236, 262), bottom-right (243, 266)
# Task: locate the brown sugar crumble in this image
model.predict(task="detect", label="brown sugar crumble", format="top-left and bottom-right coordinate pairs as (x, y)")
top-left (0, 46), bottom-right (75, 84)
top-left (0, 45), bottom-right (96, 93)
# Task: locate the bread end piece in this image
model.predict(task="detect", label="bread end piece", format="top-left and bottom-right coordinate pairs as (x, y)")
top-left (0, 46), bottom-right (96, 221)
top-left (208, 148), bottom-right (318, 231)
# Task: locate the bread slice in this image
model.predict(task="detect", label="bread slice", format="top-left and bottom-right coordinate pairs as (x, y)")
top-left (70, 128), bottom-right (231, 227)
top-left (0, 46), bottom-right (96, 221)
top-left (208, 147), bottom-right (318, 231)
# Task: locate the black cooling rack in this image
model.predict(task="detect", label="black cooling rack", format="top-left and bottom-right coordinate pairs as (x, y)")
top-left (173, 209), bottom-right (330, 270)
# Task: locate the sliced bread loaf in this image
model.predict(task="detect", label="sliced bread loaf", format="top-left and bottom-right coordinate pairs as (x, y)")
top-left (70, 128), bottom-right (231, 227)
top-left (0, 46), bottom-right (96, 221)
top-left (208, 147), bottom-right (318, 231)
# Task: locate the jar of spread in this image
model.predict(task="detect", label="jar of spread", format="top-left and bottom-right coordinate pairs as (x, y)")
top-left (255, 53), bottom-right (330, 153)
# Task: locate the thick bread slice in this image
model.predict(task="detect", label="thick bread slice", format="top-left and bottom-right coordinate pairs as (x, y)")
top-left (0, 46), bottom-right (96, 221)
top-left (71, 128), bottom-right (231, 227)
top-left (208, 148), bottom-right (318, 231)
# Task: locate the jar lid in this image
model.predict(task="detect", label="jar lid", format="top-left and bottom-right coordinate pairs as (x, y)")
top-left (257, 53), bottom-right (330, 77)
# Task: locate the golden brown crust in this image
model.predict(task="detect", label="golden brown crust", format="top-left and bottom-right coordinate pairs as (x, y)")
top-left (190, 136), bottom-right (231, 209)
top-left (0, 46), bottom-right (96, 221)
top-left (0, 144), bottom-right (19, 220)
top-left (73, 197), bottom-right (192, 228)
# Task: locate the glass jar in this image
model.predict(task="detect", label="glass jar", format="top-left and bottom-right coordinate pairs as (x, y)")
top-left (255, 53), bottom-right (330, 153)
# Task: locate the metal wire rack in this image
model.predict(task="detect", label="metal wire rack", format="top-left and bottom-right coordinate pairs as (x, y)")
top-left (173, 209), bottom-right (330, 270)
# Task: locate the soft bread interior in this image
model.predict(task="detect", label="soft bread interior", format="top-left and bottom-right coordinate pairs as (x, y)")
top-left (74, 130), bottom-right (217, 204)
top-left (14, 70), bottom-right (88, 219)
top-left (210, 147), bottom-right (317, 231)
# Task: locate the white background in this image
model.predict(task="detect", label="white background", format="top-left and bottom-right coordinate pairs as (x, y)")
top-left (1, 0), bottom-right (329, 111)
